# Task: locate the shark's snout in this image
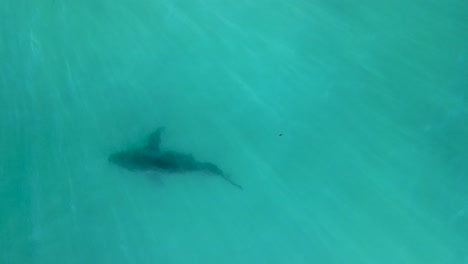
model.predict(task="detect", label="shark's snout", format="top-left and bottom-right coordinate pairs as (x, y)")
top-left (108, 152), bottom-right (134, 169)
top-left (108, 153), bottom-right (121, 164)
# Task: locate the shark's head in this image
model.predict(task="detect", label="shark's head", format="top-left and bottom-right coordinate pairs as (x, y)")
top-left (109, 149), bottom-right (159, 171)
top-left (109, 151), bottom-right (128, 165)
top-left (108, 151), bottom-right (140, 171)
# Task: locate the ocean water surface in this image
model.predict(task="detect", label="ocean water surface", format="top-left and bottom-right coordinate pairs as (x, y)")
top-left (1, 0), bottom-right (467, 263)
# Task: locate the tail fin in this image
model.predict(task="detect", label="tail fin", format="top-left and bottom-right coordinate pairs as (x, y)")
top-left (199, 162), bottom-right (243, 190)
top-left (220, 174), bottom-right (243, 190)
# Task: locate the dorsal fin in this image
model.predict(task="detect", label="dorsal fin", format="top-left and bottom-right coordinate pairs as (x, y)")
top-left (146, 127), bottom-right (165, 151)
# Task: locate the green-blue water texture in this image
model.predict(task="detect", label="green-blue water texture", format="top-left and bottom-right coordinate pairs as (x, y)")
top-left (1, 1), bottom-right (467, 263)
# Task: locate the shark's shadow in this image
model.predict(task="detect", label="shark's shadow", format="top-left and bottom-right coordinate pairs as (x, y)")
top-left (108, 127), bottom-right (242, 190)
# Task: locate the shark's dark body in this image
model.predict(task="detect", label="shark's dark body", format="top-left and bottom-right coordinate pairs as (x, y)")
top-left (109, 128), bottom-right (242, 190)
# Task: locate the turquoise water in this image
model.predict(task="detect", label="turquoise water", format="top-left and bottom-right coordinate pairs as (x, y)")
top-left (1, 1), bottom-right (467, 263)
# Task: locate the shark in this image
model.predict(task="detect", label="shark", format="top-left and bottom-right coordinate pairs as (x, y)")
top-left (108, 127), bottom-right (242, 190)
